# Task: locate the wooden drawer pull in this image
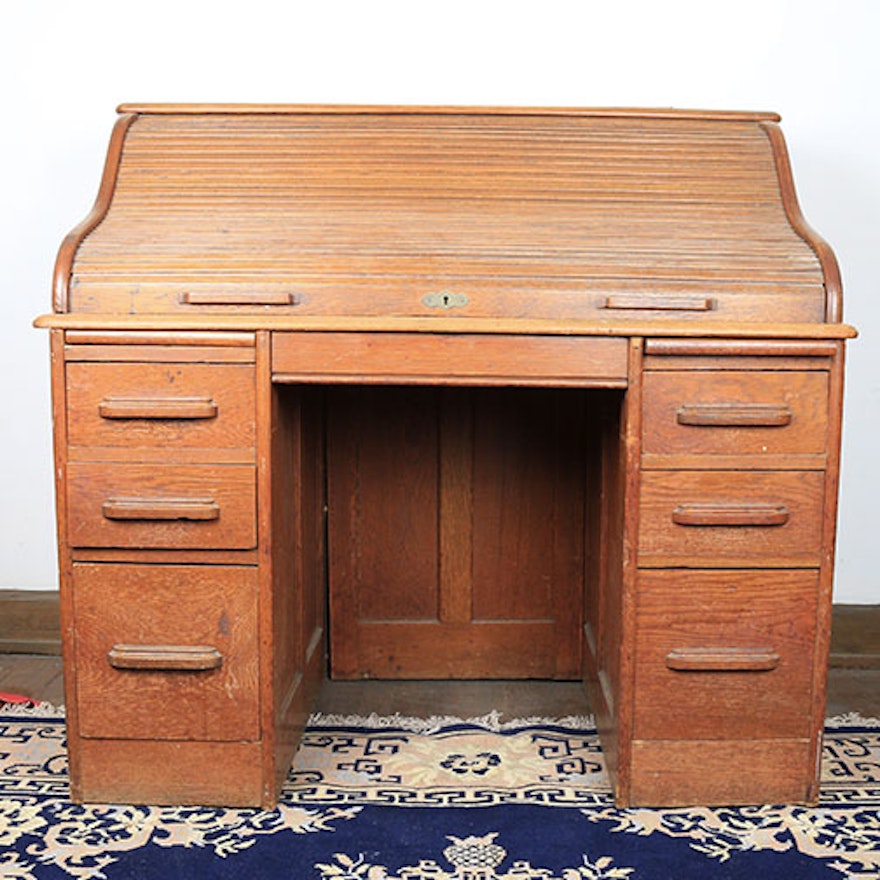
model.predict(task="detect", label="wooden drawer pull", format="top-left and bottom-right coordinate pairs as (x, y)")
top-left (108, 644), bottom-right (223, 672)
top-left (672, 502), bottom-right (790, 527)
top-left (180, 291), bottom-right (297, 306)
top-left (102, 497), bottom-right (220, 521)
top-left (99, 396), bottom-right (218, 420)
top-left (676, 403), bottom-right (793, 428)
top-left (666, 647), bottom-right (780, 672)
top-left (600, 294), bottom-right (715, 312)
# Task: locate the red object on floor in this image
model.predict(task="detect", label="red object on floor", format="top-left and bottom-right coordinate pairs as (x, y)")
top-left (0, 692), bottom-right (33, 704)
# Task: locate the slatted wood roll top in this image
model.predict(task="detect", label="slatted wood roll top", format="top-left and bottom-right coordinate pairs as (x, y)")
top-left (56, 105), bottom-right (838, 325)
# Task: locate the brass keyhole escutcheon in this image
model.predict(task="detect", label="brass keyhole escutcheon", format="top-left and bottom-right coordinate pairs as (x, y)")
top-left (422, 291), bottom-right (469, 310)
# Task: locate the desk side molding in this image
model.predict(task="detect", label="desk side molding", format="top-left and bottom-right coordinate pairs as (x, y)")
top-left (52, 114), bottom-right (139, 313)
top-left (761, 122), bottom-right (843, 323)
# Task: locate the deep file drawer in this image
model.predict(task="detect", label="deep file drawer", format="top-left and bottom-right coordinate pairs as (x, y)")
top-left (67, 462), bottom-right (257, 549)
top-left (72, 563), bottom-right (259, 741)
top-left (632, 569), bottom-right (819, 741)
top-left (638, 470), bottom-right (824, 567)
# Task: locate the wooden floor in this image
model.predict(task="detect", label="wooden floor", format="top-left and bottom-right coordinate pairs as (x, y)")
top-left (2, 653), bottom-right (879, 720)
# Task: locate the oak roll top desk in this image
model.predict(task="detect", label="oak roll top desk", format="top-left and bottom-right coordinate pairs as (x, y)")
top-left (35, 105), bottom-right (855, 809)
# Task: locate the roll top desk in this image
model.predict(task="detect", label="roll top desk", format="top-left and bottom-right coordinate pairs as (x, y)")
top-left (36, 104), bottom-right (855, 808)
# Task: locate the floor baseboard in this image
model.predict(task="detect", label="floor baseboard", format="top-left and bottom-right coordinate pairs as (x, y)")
top-left (829, 604), bottom-right (880, 668)
top-left (0, 591), bottom-right (61, 655)
top-left (0, 590), bottom-right (877, 665)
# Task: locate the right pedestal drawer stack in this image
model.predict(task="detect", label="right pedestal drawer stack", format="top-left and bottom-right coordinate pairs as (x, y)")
top-left (631, 338), bottom-right (843, 806)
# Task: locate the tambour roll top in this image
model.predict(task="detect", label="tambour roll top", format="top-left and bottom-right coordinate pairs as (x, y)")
top-left (56, 105), bottom-right (839, 325)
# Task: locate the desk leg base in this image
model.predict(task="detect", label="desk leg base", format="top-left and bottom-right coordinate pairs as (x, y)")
top-left (75, 739), bottom-right (266, 807)
top-left (626, 738), bottom-right (816, 807)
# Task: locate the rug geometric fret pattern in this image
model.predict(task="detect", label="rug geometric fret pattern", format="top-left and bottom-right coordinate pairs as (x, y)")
top-left (1, 706), bottom-right (878, 879)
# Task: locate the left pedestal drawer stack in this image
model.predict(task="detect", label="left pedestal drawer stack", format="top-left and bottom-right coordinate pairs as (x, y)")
top-left (55, 331), bottom-right (263, 806)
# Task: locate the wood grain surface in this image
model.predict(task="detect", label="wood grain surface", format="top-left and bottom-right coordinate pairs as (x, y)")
top-left (58, 109), bottom-right (832, 325)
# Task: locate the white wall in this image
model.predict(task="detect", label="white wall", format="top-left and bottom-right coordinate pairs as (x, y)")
top-left (2, 0), bottom-right (877, 602)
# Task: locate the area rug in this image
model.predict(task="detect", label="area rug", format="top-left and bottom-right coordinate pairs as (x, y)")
top-left (1, 704), bottom-right (878, 879)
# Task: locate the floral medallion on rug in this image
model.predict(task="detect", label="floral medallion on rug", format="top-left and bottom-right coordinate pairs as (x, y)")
top-left (1, 704), bottom-right (878, 879)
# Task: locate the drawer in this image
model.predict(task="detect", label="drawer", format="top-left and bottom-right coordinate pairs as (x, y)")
top-left (68, 462), bottom-right (256, 549)
top-left (642, 370), bottom-right (828, 464)
top-left (633, 570), bottom-right (818, 741)
top-left (66, 362), bottom-right (255, 457)
top-left (72, 563), bottom-right (259, 741)
top-left (638, 470), bottom-right (824, 567)
top-left (272, 331), bottom-right (629, 387)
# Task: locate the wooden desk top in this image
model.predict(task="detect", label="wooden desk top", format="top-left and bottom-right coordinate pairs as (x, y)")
top-left (34, 312), bottom-right (857, 339)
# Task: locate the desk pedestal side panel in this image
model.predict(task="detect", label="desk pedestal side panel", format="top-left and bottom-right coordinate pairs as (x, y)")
top-left (267, 380), bottom-right (328, 796)
top-left (588, 341), bottom-right (844, 807)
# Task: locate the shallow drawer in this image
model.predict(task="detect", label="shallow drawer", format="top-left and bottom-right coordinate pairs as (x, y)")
top-left (72, 563), bottom-right (259, 741)
top-left (638, 470), bottom-right (824, 567)
top-left (642, 370), bottom-right (828, 464)
top-left (633, 569), bottom-right (818, 741)
top-left (272, 331), bottom-right (629, 387)
top-left (68, 462), bottom-right (256, 549)
top-left (66, 362), bottom-right (255, 458)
